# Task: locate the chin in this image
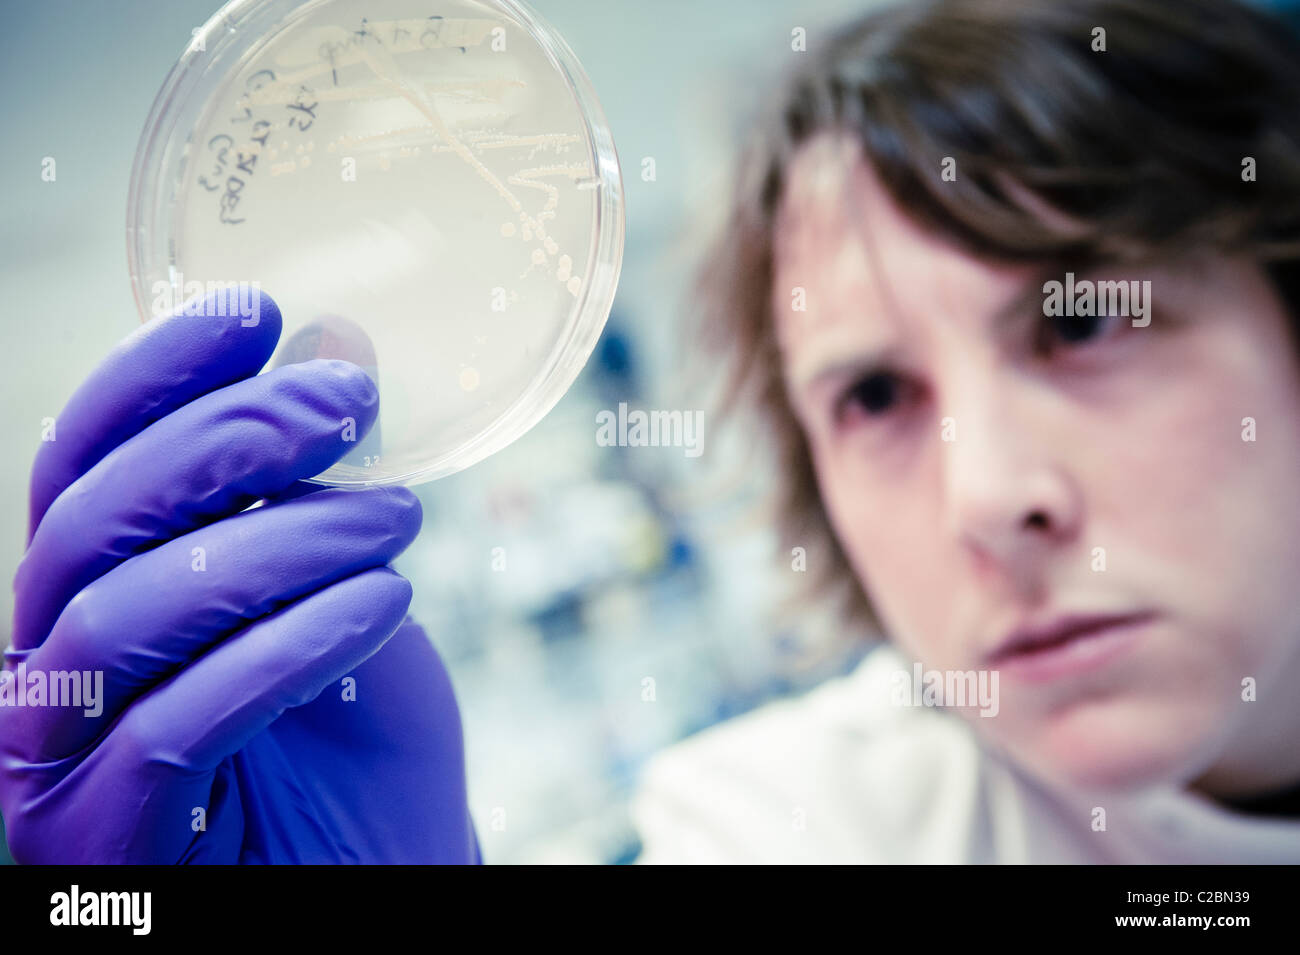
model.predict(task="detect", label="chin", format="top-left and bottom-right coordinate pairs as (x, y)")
top-left (991, 696), bottom-right (1225, 796)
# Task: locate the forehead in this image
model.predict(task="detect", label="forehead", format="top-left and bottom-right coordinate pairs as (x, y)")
top-left (771, 132), bottom-right (876, 342)
top-left (773, 131), bottom-right (877, 262)
top-left (771, 132), bottom-right (1030, 356)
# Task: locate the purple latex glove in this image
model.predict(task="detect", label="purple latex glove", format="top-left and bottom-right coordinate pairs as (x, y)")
top-left (0, 289), bottom-right (480, 863)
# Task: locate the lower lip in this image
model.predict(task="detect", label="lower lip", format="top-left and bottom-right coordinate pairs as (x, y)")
top-left (990, 616), bottom-right (1153, 684)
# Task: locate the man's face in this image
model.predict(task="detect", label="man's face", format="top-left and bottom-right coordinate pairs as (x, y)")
top-left (773, 133), bottom-right (1300, 796)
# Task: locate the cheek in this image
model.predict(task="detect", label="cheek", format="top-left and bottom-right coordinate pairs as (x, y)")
top-left (815, 443), bottom-right (956, 657)
top-left (1084, 327), bottom-right (1300, 653)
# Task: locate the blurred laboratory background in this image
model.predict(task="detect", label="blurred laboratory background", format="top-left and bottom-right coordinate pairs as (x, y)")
top-left (7, 0), bottom-right (1299, 865)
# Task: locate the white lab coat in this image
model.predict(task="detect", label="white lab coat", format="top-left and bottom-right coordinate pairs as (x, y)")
top-left (630, 643), bottom-right (1300, 863)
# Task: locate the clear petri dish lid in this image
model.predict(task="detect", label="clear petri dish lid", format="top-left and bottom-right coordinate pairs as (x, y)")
top-left (128, 0), bottom-right (624, 486)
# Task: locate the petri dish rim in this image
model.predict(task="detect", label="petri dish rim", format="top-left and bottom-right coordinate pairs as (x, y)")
top-left (127, 0), bottom-right (625, 487)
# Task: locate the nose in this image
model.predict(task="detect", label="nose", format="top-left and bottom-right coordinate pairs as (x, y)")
top-left (941, 382), bottom-right (1082, 587)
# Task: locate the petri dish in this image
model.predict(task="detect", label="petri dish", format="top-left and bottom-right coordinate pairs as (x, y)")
top-left (128, 0), bottom-right (624, 486)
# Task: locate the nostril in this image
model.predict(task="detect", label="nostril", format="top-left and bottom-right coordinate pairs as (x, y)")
top-left (1024, 510), bottom-right (1050, 531)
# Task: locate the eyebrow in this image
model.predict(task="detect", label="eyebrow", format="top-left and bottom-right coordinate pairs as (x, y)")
top-left (786, 265), bottom-right (1058, 397)
top-left (784, 258), bottom-right (1152, 403)
top-left (1009, 258), bottom-right (1168, 322)
top-left (993, 263), bottom-right (1064, 329)
top-left (785, 345), bottom-right (902, 407)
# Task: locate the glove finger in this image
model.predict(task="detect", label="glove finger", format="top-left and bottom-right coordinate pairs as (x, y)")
top-left (12, 358), bottom-right (378, 652)
top-left (271, 315), bottom-right (383, 466)
top-left (26, 287), bottom-right (281, 546)
top-left (12, 485), bottom-right (422, 760)
top-left (3, 569), bottom-right (410, 863)
top-left (101, 566), bottom-right (413, 776)
top-left (249, 316), bottom-right (386, 511)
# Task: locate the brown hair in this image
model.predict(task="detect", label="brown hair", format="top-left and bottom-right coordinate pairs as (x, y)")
top-left (694, 0), bottom-right (1300, 634)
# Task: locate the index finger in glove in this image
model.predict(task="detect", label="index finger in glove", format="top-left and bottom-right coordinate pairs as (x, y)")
top-left (11, 358), bottom-right (378, 653)
top-left (26, 287), bottom-right (282, 545)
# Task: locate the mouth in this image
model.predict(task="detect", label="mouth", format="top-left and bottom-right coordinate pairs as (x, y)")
top-left (983, 610), bottom-right (1157, 683)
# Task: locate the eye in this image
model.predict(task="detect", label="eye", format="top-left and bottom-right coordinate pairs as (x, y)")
top-left (1035, 311), bottom-right (1122, 353)
top-left (834, 370), bottom-right (918, 425)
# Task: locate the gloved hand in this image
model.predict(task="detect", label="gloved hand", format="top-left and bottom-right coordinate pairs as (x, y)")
top-left (0, 288), bottom-right (481, 863)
